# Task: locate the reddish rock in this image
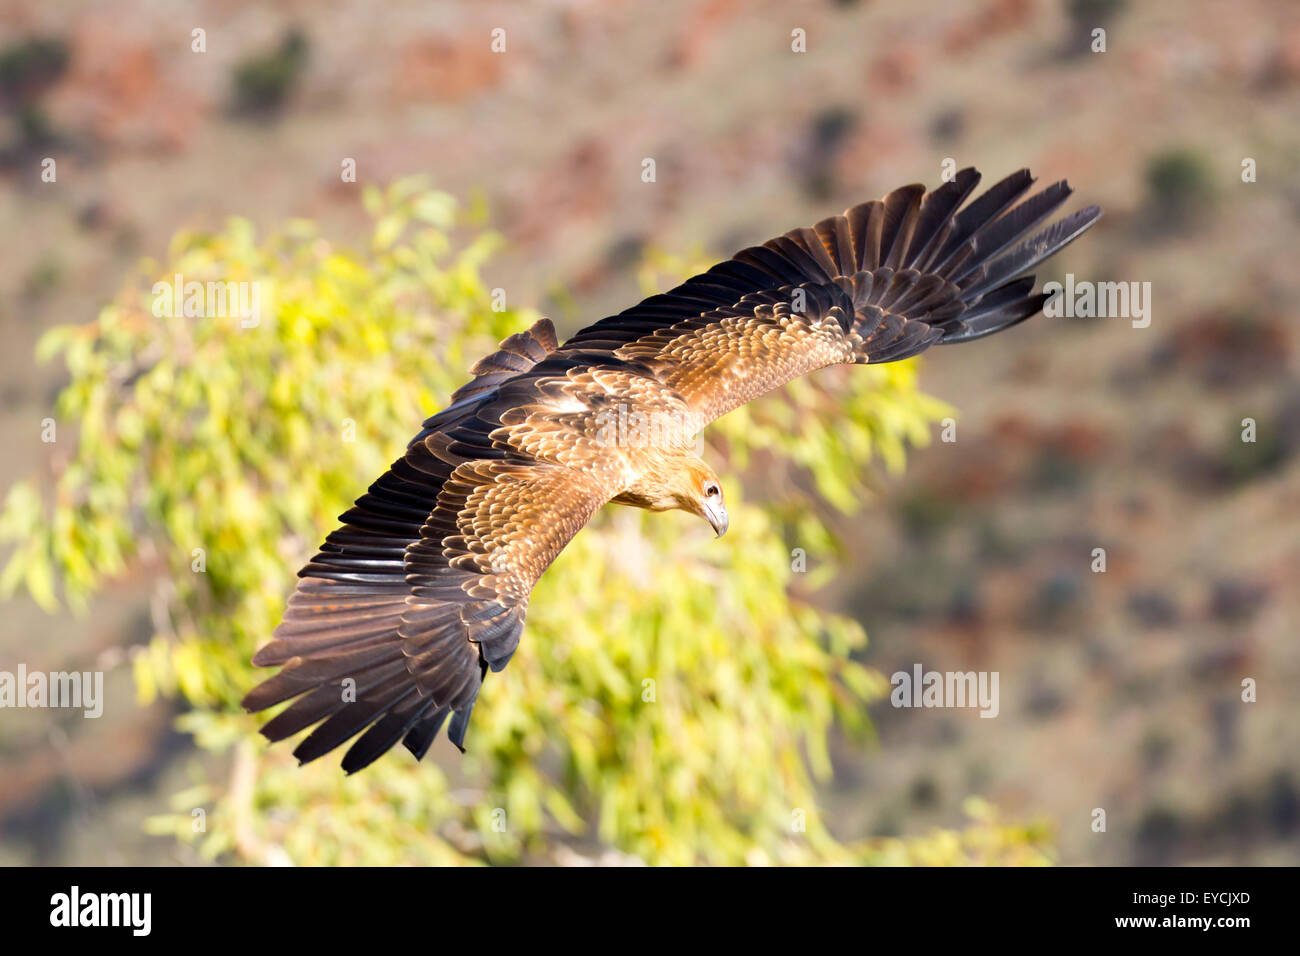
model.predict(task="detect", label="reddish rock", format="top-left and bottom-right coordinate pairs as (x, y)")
top-left (942, 0), bottom-right (1035, 56)
top-left (393, 35), bottom-right (505, 104)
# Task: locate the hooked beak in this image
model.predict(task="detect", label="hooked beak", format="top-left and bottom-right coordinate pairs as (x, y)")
top-left (703, 500), bottom-right (729, 538)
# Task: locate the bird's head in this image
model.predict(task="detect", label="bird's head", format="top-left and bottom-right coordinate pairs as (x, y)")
top-left (676, 457), bottom-right (729, 538)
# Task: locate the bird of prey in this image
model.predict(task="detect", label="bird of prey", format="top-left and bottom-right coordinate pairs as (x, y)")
top-left (243, 167), bottom-right (1101, 773)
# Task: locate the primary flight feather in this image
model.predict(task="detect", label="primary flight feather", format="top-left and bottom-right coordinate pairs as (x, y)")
top-left (243, 167), bottom-right (1101, 772)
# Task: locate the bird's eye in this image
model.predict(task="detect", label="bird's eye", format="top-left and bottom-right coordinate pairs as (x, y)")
top-left (704, 483), bottom-right (720, 498)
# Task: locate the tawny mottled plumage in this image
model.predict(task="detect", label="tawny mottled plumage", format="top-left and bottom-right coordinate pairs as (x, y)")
top-left (243, 167), bottom-right (1101, 772)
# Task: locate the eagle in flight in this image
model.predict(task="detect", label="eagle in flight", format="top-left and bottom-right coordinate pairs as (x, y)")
top-left (243, 167), bottom-right (1101, 772)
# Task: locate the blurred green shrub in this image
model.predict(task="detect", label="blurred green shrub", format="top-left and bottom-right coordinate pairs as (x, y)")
top-left (1218, 412), bottom-right (1286, 486)
top-left (0, 36), bottom-right (69, 106)
top-left (1066, 0), bottom-right (1127, 29)
top-left (1144, 148), bottom-right (1213, 230)
top-left (1, 179), bottom-right (1051, 864)
top-left (1063, 0), bottom-right (1127, 55)
top-left (232, 29), bottom-right (309, 116)
top-left (0, 35), bottom-right (70, 166)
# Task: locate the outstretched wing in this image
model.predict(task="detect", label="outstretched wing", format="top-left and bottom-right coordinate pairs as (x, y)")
top-left (565, 168), bottom-right (1101, 427)
top-left (242, 318), bottom-right (619, 772)
top-left (246, 459), bottom-right (612, 773)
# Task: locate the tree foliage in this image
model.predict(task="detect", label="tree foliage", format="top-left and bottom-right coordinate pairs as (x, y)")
top-left (1, 179), bottom-right (1052, 864)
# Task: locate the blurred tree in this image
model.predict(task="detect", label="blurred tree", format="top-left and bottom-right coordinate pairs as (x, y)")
top-left (1, 179), bottom-right (1051, 864)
